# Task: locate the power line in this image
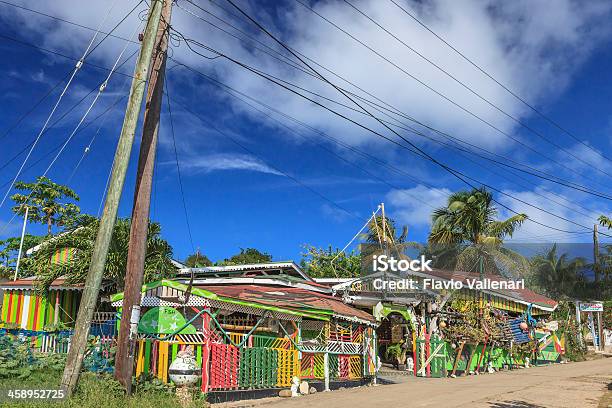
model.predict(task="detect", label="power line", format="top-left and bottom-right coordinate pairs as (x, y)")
top-left (7, 1), bottom-right (606, 201)
top-left (0, 92), bottom-right (129, 191)
top-left (341, 0), bottom-right (612, 179)
top-left (0, 34), bottom-right (135, 80)
top-left (176, 0), bottom-right (612, 200)
top-left (0, 0), bottom-right (143, 207)
top-left (166, 92), bottom-right (360, 222)
top-left (163, 77), bottom-right (195, 253)
top-left (387, 0), bottom-right (612, 168)
top-left (0, 49), bottom-right (138, 175)
top-left (169, 58), bottom-right (600, 242)
top-left (291, 0), bottom-right (611, 191)
top-left (173, 26), bottom-right (611, 238)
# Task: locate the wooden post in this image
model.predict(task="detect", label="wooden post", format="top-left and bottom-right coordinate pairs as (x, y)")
top-left (201, 312), bottom-right (211, 393)
top-left (60, 0), bottom-right (164, 396)
top-left (450, 341), bottom-right (465, 377)
top-left (594, 224), bottom-right (600, 286)
top-left (324, 352), bottom-right (330, 391)
top-left (114, 0), bottom-right (173, 393)
top-left (13, 206), bottom-right (29, 281)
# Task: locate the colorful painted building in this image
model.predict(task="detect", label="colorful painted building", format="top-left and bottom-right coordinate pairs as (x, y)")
top-left (111, 262), bottom-right (378, 400)
top-left (320, 267), bottom-right (564, 378)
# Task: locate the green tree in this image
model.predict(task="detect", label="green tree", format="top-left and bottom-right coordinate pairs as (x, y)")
top-left (428, 187), bottom-right (528, 278)
top-left (30, 218), bottom-right (175, 292)
top-left (300, 245), bottom-right (361, 278)
top-left (217, 248), bottom-right (272, 266)
top-left (364, 215), bottom-right (407, 245)
top-left (10, 176), bottom-right (80, 235)
top-left (185, 251), bottom-right (212, 267)
top-left (0, 234), bottom-right (45, 279)
top-left (599, 215), bottom-right (612, 230)
top-left (527, 244), bottom-right (587, 298)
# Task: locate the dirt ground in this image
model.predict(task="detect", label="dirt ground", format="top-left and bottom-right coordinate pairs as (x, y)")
top-left (213, 358), bottom-right (611, 408)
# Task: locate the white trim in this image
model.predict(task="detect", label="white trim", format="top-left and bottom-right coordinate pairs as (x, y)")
top-left (176, 277), bottom-right (331, 294)
top-left (177, 261), bottom-right (312, 281)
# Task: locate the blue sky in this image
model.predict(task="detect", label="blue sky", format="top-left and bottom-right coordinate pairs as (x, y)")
top-left (0, 0), bottom-right (611, 264)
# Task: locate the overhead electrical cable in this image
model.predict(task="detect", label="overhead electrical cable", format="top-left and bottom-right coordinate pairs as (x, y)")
top-left (175, 0), bottom-right (612, 200)
top-left (166, 94), bottom-right (360, 222)
top-left (0, 0), bottom-right (142, 208)
top-left (164, 78), bottom-right (196, 253)
top-left (291, 0), bottom-right (610, 190)
top-left (6, 2), bottom-right (606, 199)
top-left (169, 58), bottom-right (599, 237)
top-left (341, 0), bottom-right (612, 179)
top-left (0, 50), bottom-right (137, 174)
top-left (387, 0), bottom-right (612, 168)
top-left (173, 26), bottom-right (611, 238)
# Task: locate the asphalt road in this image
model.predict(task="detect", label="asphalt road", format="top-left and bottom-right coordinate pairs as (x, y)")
top-left (214, 358), bottom-right (611, 408)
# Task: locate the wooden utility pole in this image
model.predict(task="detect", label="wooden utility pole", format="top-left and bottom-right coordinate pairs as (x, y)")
top-left (13, 206), bottom-right (29, 281)
top-left (114, 0), bottom-right (172, 393)
top-left (60, 0), bottom-right (164, 395)
top-left (594, 224), bottom-right (600, 286)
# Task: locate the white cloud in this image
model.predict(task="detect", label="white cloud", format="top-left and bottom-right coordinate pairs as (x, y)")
top-left (4, 0), bottom-right (611, 154)
top-left (498, 186), bottom-right (607, 242)
top-left (167, 153), bottom-right (283, 176)
top-left (386, 184), bottom-right (450, 226)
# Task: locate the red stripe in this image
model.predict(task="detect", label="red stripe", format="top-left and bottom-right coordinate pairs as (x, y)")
top-left (15, 292), bottom-right (23, 325)
top-left (6, 292), bottom-right (13, 323)
top-left (32, 297), bottom-right (41, 330)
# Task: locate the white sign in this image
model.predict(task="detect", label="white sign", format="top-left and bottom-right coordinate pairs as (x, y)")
top-left (579, 302), bottom-right (603, 312)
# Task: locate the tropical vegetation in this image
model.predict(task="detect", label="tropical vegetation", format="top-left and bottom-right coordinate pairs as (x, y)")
top-left (28, 217), bottom-right (175, 292)
top-left (427, 187), bottom-right (529, 278)
top-left (10, 176), bottom-right (81, 235)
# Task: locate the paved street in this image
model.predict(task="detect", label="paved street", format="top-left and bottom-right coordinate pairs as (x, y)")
top-left (214, 358), bottom-right (611, 408)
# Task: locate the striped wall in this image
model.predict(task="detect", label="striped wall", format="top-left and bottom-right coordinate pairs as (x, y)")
top-left (0, 289), bottom-right (81, 330)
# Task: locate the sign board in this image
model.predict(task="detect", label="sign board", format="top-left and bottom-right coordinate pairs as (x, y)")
top-left (579, 302), bottom-right (603, 312)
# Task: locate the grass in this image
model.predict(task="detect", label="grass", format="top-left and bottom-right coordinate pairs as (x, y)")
top-left (0, 370), bottom-right (205, 408)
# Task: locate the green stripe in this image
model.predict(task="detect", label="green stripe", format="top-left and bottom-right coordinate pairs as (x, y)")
top-left (144, 340), bottom-right (151, 375)
top-left (1, 291), bottom-right (9, 322)
top-left (27, 292), bottom-right (36, 330)
top-left (10, 292), bottom-right (18, 323)
top-left (171, 343), bottom-right (178, 362)
top-left (38, 294), bottom-right (47, 330)
top-left (196, 345), bottom-right (202, 366)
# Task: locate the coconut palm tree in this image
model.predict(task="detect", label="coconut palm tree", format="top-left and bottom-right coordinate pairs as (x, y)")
top-left (528, 244), bottom-right (587, 298)
top-left (428, 188), bottom-right (528, 278)
top-left (599, 215), bottom-right (612, 230)
top-left (10, 176), bottom-right (80, 235)
top-left (30, 217), bottom-right (175, 292)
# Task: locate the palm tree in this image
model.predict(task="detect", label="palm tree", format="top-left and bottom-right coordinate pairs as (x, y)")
top-left (428, 188), bottom-right (528, 278)
top-left (10, 176), bottom-right (80, 235)
top-left (529, 244), bottom-right (587, 298)
top-left (30, 217), bottom-right (175, 292)
top-left (599, 215), bottom-right (612, 230)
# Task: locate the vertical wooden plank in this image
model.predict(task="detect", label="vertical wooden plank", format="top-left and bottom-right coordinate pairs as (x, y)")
top-left (20, 292), bottom-right (30, 329)
top-left (14, 291), bottom-right (24, 326)
top-left (136, 340), bottom-right (144, 377)
top-left (38, 293), bottom-right (47, 329)
top-left (1, 291), bottom-right (10, 323)
top-left (31, 296), bottom-right (40, 331)
top-left (143, 340), bottom-right (151, 375)
top-left (171, 343), bottom-right (178, 362)
top-left (201, 313), bottom-right (211, 393)
top-left (27, 292), bottom-right (37, 330)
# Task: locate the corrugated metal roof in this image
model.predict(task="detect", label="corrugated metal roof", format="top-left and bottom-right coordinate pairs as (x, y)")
top-left (193, 283), bottom-right (376, 323)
